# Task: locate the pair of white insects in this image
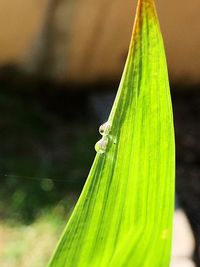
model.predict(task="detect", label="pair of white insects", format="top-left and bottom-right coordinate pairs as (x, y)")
top-left (95, 121), bottom-right (112, 154)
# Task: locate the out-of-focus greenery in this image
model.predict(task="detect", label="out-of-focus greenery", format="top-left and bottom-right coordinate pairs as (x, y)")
top-left (0, 88), bottom-right (97, 223)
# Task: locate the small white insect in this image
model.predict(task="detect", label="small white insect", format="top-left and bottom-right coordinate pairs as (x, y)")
top-left (99, 121), bottom-right (111, 136)
top-left (95, 136), bottom-right (108, 154)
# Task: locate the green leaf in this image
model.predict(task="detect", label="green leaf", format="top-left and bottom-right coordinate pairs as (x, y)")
top-left (48, 0), bottom-right (175, 266)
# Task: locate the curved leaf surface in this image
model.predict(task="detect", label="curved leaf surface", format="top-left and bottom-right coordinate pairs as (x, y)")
top-left (48, 0), bottom-right (175, 266)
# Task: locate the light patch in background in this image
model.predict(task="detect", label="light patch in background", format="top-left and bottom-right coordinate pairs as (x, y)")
top-left (0, 0), bottom-right (49, 64)
top-left (171, 209), bottom-right (195, 266)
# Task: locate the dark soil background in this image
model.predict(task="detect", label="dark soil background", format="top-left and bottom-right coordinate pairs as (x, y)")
top-left (0, 69), bottom-right (200, 264)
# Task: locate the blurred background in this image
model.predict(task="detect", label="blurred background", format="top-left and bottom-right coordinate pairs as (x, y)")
top-left (0, 0), bottom-right (200, 266)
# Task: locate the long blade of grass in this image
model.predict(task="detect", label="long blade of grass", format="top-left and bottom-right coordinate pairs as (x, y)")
top-left (48, 0), bottom-right (175, 266)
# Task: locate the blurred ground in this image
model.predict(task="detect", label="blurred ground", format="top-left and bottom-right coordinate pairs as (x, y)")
top-left (0, 211), bottom-right (66, 267)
